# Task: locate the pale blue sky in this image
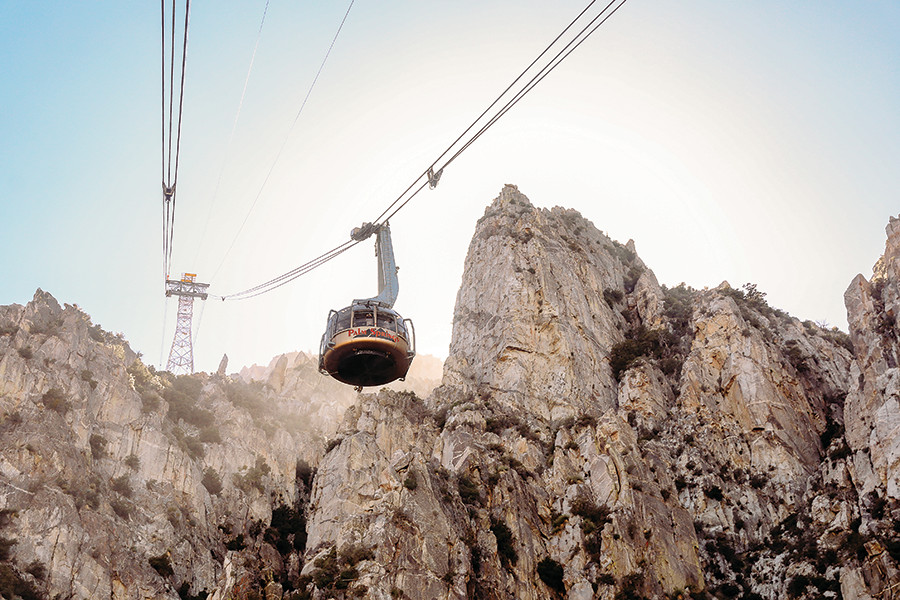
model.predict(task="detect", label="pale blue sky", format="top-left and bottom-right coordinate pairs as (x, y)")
top-left (2, 1), bottom-right (898, 372)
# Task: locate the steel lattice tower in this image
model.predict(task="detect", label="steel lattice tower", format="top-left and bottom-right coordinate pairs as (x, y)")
top-left (165, 273), bottom-right (209, 375)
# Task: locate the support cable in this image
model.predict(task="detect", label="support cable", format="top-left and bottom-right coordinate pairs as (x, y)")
top-left (218, 0), bottom-right (627, 300)
top-left (210, 0), bottom-right (356, 285)
top-left (161, 0), bottom-right (191, 281)
top-left (193, 0), bottom-right (271, 266)
top-left (379, 0), bottom-right (628, 227)
top-left (375, 0), bottom-right (626, 227)
top-left (216, 239), bottom-right (361, 300)
top-left (370, 0), bottom-right (604, 227)
top-left (443, 0), bottom-right (628, 169)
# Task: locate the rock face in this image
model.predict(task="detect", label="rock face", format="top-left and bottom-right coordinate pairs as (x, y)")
top-left (240, 351), bottom-right (443, 404)
top-left (844, 216), bottom-right (900, 498)
top-left (0, 293), bottom-right (382, 600)
top-left (0, 186), bottom-right (898, 600)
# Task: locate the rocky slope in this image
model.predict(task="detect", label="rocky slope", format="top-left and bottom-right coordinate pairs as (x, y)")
top-left (0, 293), bottom-right (386, 600)
top-left (239, 351), bottom-right (444, 403)
top-left (0, 185), bottom-right (897, 600)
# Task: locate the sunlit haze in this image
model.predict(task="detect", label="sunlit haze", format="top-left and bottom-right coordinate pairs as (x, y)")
top-left (2, 1), bottom-right (897, 373)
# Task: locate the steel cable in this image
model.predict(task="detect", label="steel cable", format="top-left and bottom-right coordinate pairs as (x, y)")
top-left (210, 0), bottom-right (356, 286)
top-left (218, 0), bottom-right (627, 299)
top-left (216, 239), bottom-right (361, 300)
top-left (438, 0), bottom-right (627, 177)
top-left (193, 0), bottom-right (271, 267)
top-left (376, 0), bottom-right (628, 227)
top-left (161, 0), bottom-right (191, 281)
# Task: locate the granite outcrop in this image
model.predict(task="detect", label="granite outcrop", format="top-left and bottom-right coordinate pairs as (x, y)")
top-left (0, 186), bottom-right (897, 600)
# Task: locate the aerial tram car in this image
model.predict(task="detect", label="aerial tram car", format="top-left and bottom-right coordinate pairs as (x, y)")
top-left (318, 222), bottom-right (415, 389)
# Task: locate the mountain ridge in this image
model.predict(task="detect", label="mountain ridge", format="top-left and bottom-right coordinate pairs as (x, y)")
top-left (0, 185), bottom-right (897, 599)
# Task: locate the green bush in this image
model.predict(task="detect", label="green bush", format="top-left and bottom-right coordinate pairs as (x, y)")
top-left (111, 475), bottom-right (132, 498)
top-left (703, 485), bottom-right (724, 501)
top-left (173, 428), bottom-right (204, 460)
top-left (165, 396), bottom-right (214, 427)
top-left (624, 266), bottom-right (644, 293)
top-left (295, 460), bottom-right (316, 491)
top-left (89, 434), bottom-right (108, 459)
top-left (830, 442), bottom-right (852, 461)
top-left (572, 496), bottom-right (610, 562)
top-left (403, 473), bottom-right (417, 491)
top-left (0, 564), bottom-right (41, 600)
top-left (127, 359), bottom-right (155, 392)
top-left (597, 573), bottom-right (616, 586)
top-left (603, 289), bottom-right (624, 307)
top-left (25, 561), bottom-right (45, 581)
top-left (177, 582), bottom-right (209, 600)
top-left (267, 503), bottom-right (308, 553)
top-left (749, 474), bottom-right (767, 489)
top-left (615, 572), bottom-right (647, 600)
top-left (149, 553), bottom-right (174, 578)
top-left (490, 519), bottom-right (518, 568)
top-left (571, 497), bottom-right (611, 534)
top-left (88, 324), bottom-right (105, 342)
top-left (111, 499), bottom-right (131, 519)
top-left (787, 574), bottom-right (809, 597)
top-left (885, 539), bottom-right (900, 562)
top-left (81, 369), bottom-right (97, 389)
top-left (0, 536), bottom-right (15, 561)
top-left (457, 475), bottom-right (481, 505)
top-left (312, 548), bottom-right (339, 589)
top-left (609, 327), bottom-right (661, 381)
top-left (198, 426), bottom-right (221, 444)
top-left (310, 546), bottom-right (368, 592)
top-left (784, 340), bottom-right (809, 373)
top-left (819, 415), bottom-right (844, 449)
top-left (141, 390), bottom-right (162, 413)
top-left (16, 347), bottom-right (33, 360)
top-left (225, 534), bottom-right (246, 551)
top-left (125, 454), bottom-right (140, 470)
top-left (164, 376), bottom-right (214, 427)
top-left (41, 388), bottom-right (70, 414)
top-left (224, 379), bottom-right (266, 413)
top-left (486, 414), bottom-right (516, 435)
top-left (340, 544), bottom-right (374, 566)
top-left (822, 327), bottom-right (853, 352)
top-left (59, 476), bottom-right (101, 509)
top-left (234, 456), bottom-right (270, 493)
top-left (662, 283), bottom-right (695, 328)
top-left (611, 241), bottom-right (636, 264)
top-left (537, 557), bottom-right (565, 593)
top-left (202, 468), bottom-right (222, 496)
top-left (550, 511), bottom-right (568, 534)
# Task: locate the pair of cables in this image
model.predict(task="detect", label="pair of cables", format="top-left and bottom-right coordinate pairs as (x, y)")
top-left (219, 0), bottom-right (629, 301)
top-left (161, 0), bottom-right (191, 282)
top-left (159, 0), bottom-right (354, 290)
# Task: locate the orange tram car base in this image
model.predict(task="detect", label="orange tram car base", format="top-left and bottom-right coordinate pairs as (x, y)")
top-left (319, 303), bottom-right (415, 388)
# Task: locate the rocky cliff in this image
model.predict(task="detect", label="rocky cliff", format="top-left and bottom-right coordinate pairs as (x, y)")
top-left (0, 185), bottom-right (897, 600)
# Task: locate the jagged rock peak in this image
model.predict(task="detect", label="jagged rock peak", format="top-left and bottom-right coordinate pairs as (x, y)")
top-left (306, 187), bottom-right (872, 600)
top-left (0, 290), bottom-right (350, 600)
top-left (844, 213), bottom-right (900, 499)
top-left (871, 214), bottom-right (900, 282)
top-left (5, 204), bottom-right (900, 600)
top-left (444, 184), bottom-right (663, 421)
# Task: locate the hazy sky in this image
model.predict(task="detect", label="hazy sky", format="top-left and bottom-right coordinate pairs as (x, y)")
top-left (2, 1), bottom-right (897, 373)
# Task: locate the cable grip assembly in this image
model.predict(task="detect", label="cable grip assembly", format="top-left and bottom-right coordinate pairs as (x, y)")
top-left (427, 167), bottom-right (443, 189)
